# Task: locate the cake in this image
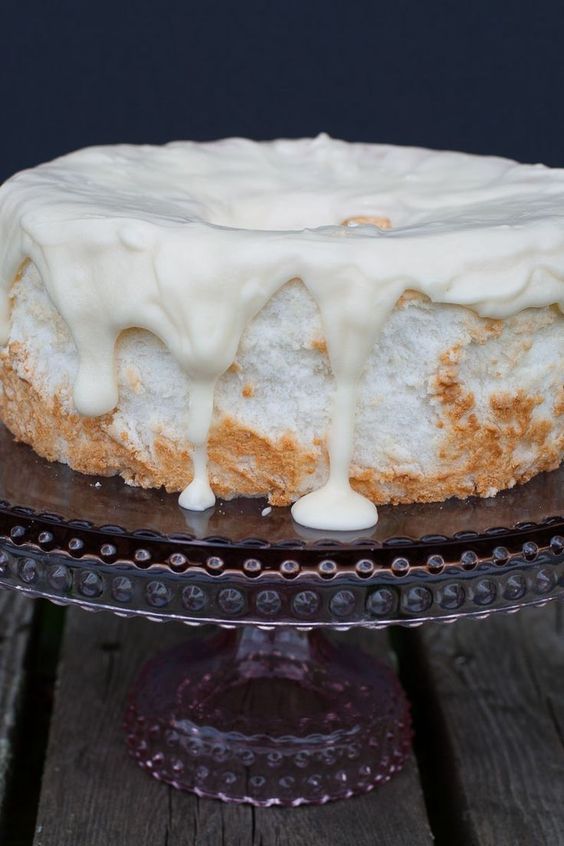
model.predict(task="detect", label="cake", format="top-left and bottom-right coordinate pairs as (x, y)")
top-left (0, 136), bottom-right (562, 530)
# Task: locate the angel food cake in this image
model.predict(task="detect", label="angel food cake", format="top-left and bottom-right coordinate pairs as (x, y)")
top-left (0, 136), bottom-right (562, 530)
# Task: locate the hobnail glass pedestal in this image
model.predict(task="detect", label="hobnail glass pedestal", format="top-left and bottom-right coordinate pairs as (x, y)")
top-left (124, 627), bottom-right (410, 805)
top-left (0, 426), bottom-right (562, 806)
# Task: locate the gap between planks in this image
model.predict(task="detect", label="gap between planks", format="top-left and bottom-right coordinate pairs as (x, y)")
top-left (0, 597), bottom-right (65, 846)
top-left (0, 590), bottom-right (35, 838)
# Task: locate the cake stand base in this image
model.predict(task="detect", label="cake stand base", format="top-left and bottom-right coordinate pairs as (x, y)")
top-left (124, 627), bottom-right (412, 806)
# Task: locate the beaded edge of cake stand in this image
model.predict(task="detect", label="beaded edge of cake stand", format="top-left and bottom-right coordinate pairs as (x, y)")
top-left (0, 504), bottom-right (562, 627)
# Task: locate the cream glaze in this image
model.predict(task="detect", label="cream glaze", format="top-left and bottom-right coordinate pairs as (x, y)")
top-left (0, 135), bottom-right (563, 530)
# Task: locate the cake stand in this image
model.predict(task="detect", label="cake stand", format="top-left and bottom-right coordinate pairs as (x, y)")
top-left (0, 426), bottom-right (562, 806)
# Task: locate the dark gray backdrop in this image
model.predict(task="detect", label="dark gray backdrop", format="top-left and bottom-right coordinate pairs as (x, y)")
top-left (1, 0), bottom-right (563, 181)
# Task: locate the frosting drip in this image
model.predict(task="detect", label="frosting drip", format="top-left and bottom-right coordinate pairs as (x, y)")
top-left (0, 135), bottom-right (563, 530)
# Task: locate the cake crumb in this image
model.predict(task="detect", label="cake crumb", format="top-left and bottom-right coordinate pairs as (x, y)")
top-left (242, 383), bottom-right (255, 398)
top-left (310, 337), bottom-right (328, 354)
top-left (261, 506), bottom-right (272, 517)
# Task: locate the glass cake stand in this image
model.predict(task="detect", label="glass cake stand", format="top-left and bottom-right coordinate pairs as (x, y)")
top-left (0, 426), bottom-right (562, 806)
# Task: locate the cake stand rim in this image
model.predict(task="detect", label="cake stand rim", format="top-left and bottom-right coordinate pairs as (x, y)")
top-left (1, 528), bottom-right (562, 627)
top-left (0, 574), bottom-right (561, 629)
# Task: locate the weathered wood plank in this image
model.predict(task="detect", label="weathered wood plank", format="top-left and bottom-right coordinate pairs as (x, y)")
top-left (0, 590), bottom-right (35, 834)
top-left (33, 610), bottom-right (432, 846)
top-left (410, 602), bottom-right (564, 846)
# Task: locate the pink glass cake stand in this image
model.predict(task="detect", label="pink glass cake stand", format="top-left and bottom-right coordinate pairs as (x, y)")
top-left (0, 425), bottom-right (562, 806)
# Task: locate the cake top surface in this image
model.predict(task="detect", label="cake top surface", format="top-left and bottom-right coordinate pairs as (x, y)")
top-left (0, 136), bottom-right (562, 531)
top-left (4, 134), bottom-right (564, 235)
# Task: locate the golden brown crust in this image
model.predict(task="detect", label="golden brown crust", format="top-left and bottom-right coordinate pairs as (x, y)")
top-left (425, 343), bottom-right (562, 500)
top-left (0, 338), bottom-right (561, 506)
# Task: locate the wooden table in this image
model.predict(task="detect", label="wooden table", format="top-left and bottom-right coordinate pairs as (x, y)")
top-left (0, 593), bottom-right (562, 846)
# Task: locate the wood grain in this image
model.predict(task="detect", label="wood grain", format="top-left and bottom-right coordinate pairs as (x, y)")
top-left (409, 602), bottom-right (564, 846)
top-left (0, 590), bottom-right (34, 831)
top-left (32, 611), bottom-right (432, 846)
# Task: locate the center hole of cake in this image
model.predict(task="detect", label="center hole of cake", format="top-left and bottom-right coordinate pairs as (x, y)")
top-left (201, 197), bottom-right (392, 231)
top-left (340, 215), bottom-right (392, 229)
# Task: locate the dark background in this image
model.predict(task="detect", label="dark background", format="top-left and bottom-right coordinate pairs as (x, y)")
top-left (1, 0), bottom-right (563, 181)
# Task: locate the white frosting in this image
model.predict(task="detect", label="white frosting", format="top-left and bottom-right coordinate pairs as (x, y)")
top-left (0, 135), bottom-right (563, 530)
